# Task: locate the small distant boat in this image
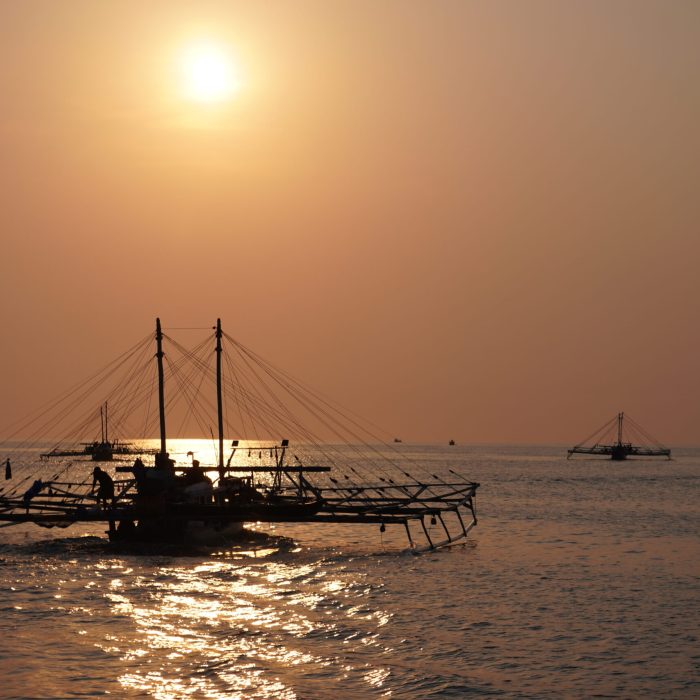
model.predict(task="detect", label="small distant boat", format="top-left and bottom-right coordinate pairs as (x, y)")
top-left (568, 412), bottom-right (671, 461)
top-left (449, 440), bottom-right (455, 446)
top-left (393, 438), bottom-right (402, 443)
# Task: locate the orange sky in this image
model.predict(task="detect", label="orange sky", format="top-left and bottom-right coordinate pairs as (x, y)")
top-left (1, 1), bottom-right (699, 445)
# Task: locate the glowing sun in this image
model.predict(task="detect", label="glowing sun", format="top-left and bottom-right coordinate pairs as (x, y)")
top-left (181, 42), bottom-right (240, 102)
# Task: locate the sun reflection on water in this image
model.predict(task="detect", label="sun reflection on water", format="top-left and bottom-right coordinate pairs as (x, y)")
top-left (95, 552), bottom-right (393, 699)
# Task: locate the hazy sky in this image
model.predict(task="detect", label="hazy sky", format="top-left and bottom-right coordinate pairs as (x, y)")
top-left (1, 1), bottom-right (699, 444)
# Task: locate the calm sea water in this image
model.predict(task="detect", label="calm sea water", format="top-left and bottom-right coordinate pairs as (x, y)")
top-left (1, 444), bottom-right (698, 699)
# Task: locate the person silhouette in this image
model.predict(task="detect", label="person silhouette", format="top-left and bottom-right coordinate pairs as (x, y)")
top-left (92, 466), bottom-right (115, 509)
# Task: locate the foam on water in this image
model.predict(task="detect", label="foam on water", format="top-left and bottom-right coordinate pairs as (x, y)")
top-left (1, 445), bottom-right (699, 698)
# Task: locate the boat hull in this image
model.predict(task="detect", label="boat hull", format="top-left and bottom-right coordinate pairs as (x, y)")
top-left (109, 516), bottom-right (244, 543)
top-left (107, 497), bottom-right (322, 543)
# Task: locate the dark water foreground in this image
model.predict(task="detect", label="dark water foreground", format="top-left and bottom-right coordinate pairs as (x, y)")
top-left (1, 445), bottom-right (698, 699)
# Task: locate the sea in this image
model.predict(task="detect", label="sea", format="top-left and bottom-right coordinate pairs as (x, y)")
top-left (0, 444), bottom-right (698, 699)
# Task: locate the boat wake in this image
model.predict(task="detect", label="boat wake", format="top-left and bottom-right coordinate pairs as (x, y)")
top-left (0, 529), bottom-right (298, 559)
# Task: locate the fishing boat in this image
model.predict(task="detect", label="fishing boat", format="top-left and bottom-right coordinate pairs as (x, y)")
top-left (0, 319), bottom-right (479, 551)
top-left (567, 412), bottom-right (671, 461)
top-left (40, 403), bottom-right (158, 461)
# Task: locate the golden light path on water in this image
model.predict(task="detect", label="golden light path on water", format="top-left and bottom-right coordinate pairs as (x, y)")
top-left (97, 555), bottom-right (392, 699)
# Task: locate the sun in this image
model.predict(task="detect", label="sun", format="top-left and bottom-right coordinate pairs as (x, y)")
top-left (181, 42), bottom-right (240, 103)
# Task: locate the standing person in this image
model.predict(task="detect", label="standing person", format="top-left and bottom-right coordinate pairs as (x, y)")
top-left (92, 466), bottom-right (114, 509)
top-left (5, 458), bottom-right (11, 480)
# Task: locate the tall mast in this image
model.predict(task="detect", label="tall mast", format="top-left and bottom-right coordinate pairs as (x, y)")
top-left (104, 402), bottom-right (108, 444)
top-left (156, 318), bottom-right (167, 454)
top-left (216, 318), bottom-right (224, 470)
top-left (617, 412), bottom-right (623, 445)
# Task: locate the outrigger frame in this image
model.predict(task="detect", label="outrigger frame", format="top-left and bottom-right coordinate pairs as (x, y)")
top-left (0, 460), bottom-right (479, 552)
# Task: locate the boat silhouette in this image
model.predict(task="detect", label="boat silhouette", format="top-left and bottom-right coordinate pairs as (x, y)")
top-left (0, 319), bottom-right (479, 551)
top-left (41, 403), bottom-right (158, 461)
top-left (568, 412), bottom-right (671, 461)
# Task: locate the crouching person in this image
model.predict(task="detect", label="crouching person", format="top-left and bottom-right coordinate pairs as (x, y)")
top-left (92, 466), bottom-right (114, 509)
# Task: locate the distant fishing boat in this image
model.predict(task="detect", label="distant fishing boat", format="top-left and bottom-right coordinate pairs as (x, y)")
top-left (449, 440), bottom-right (455, 446)
top-left (568, 412), bottom-right (671, 461)
top-left (393, 438), bottom-right (402, 443)
top-left (0, 319), bottom-right (479, 551)
top-left (41, 403), bottom-right (158, 461)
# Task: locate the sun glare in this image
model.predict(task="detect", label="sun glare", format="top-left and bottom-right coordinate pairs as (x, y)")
top-left (181, 42), bottom-right (240, 103)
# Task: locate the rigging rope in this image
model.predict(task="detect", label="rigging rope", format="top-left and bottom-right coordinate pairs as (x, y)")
top-left (1, 324), bottom-right (478, 502)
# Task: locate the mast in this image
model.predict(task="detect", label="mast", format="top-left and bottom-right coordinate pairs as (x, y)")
top-left (617, 412), bottom-right (624, 445)
top-left (216, 318), bottom-right (224, 470)
top-left (156, 318), bottom-right (167, 455)
top-left (104, 402), bottom-right (108, 444)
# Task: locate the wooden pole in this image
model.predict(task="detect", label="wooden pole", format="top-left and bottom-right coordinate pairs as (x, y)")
top-left (156, 318), bottom-right (166, 455)
top-left (216, 318), bottom-right (224, 470)
top-left (617, 412), bottom-right (623, 445)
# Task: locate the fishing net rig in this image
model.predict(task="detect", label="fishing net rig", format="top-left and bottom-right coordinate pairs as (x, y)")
top-left (567, 412), bottom-right (671, 461)
top-left (0, 319), bottom-right (479, 551)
